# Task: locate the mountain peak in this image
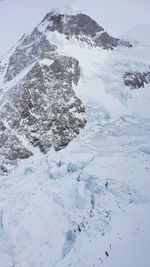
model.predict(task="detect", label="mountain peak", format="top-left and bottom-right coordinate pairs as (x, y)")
top-left (0, 6), bottom-right (133, 174)
top-left (51, 5), bottom-right (82, 16)
top-left (41, 5), bottom-right (82, 24)
top-left (38, 9), bottom-right (132, 50)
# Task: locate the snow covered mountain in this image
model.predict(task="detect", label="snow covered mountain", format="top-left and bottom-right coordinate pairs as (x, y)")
top-left (0, 6), bottom-right (150, 267)
top-left (0, 7), bottom-right (133, 174)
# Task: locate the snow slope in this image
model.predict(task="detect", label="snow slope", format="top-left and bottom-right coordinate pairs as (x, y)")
top-left (0, 10), bottom-right (150, 267)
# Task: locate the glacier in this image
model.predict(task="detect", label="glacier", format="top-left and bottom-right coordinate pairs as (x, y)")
top-left (0, 7), bottom-right (150, 267)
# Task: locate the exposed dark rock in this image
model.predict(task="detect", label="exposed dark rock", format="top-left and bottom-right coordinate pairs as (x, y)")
top-left (123, 71), bottom-right (150, 89)
top-left (105, 251), bottom-right (109, 257)
top-left (0, 55), bottom-right (86, 173)
top-left (5, 30), bottom-right (57, 82)
top-left (4, 12), bottom-right (132, 84)
top-left (42, 13), bottom-right (104, 37)
top-left (41, 12), bottom-right (132, 50)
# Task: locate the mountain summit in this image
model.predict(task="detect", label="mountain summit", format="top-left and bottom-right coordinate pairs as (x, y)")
top-left (0, 8), bottom-right (133, 174)
top-left (50, 5), bottom-right (82, 16)
top-left (38, 7), bottom-right (131, 50)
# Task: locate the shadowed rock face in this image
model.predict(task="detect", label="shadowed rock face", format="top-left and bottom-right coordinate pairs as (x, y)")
top-left (5, 29), bottom-right (57, 82)
top-left (43, 13), bottom-right (104, 37)
top-left (123, 71), bottom-right (150, 89)
top-left (41, 12), bottom-right (132, 49)
top-left (0, 56), bottom-right (86, 173)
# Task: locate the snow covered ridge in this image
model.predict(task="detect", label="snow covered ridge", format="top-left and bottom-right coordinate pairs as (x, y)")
top-left (3, 10), bottom-right (132, 83)
top-left (39, 9), bottom-right (132, 50)
top-left (0, 7), bottom-right (149, 175)
top-left (51, 5), bottom-right (82, 16)
top-left (0, 6), bottom-right (135, 176)
top-left (0, 7), bottom-right (150, 175)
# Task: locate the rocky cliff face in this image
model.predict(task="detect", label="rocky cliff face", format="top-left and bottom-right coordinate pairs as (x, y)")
top-left (0, 55), bottom-right (86, 174)
top-left (4, 29), bottom-right (57, 82)
top-left (39, 12), bottom-right (132, 49)
top-left (4, 11), bottom-right (132, 84)
top-left (0, 8), bottom-right (134, 174)
top-left (123, 71), bottom-right (150, 89)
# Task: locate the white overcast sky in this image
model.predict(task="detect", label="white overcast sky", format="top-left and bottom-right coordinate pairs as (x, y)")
top-left (0, 0), bottom-right (150, 54)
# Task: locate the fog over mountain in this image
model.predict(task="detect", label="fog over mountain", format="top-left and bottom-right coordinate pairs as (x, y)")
top-left (123, 24), bottom-right (150, 45)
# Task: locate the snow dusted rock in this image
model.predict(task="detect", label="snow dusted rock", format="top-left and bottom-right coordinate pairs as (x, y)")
top-left (39, 11), bottom-right (132, 49)
top-left (123, 70), bottom-right (150, 89)
top-left (51, 5), bottom-right (82, 16)
top-left (0, 63), bottom-right (5, 75)
top-left (0, 55), bottom-right (86, 173)
top-left (0, 121), bottom-right (32, 175)
top-left (5, 29), bottom-right (57, 82)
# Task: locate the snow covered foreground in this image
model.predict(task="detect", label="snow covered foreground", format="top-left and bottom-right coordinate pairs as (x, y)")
top-left (0, 39), bottom-right (150, 267)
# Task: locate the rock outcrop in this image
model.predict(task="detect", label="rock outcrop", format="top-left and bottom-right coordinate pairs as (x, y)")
top-left (123, 71), bottom-right (150, 89)
top-left (39, 12), bottom-right (132, 49)
top-left (0, 55), bottom-right (86, 174)
top-left (5, 29), bottom-right (57, 82)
